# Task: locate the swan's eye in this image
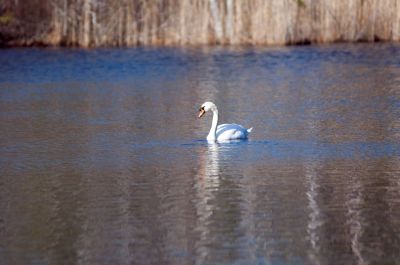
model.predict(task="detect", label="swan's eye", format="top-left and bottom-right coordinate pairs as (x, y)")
top-left (199, 106), bottom-right (205, 111)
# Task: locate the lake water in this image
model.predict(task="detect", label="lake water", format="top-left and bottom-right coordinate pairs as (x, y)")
top-left (1, 44), bottom-right (400, 265)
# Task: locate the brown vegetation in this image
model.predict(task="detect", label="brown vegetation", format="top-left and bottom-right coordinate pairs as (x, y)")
top-left (1, 0), bottom-right (400, 47)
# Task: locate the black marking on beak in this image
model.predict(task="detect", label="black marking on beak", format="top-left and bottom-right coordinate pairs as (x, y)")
top-left (198, 106), bottom-right (206, 118)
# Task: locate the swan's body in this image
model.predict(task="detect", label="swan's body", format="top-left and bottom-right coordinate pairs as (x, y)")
top-left (198, 102), bottom-right (252, 142)
top-left (214, 123), bottom-right (252, 141)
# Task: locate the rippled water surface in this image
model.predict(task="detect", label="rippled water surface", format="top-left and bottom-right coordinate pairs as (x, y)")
top-left (1, 44), bottom-right (400, 265)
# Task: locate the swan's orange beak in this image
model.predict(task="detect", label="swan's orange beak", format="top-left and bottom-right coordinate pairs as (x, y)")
top-left (198, 109), bottom-right (205, 118)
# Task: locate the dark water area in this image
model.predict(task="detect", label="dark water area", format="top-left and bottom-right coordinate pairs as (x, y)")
top-left (0, 44), bottom-right (400, 265)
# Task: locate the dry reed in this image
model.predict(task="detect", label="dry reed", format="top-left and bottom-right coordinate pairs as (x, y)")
top-left (1, 0), bottom-right (400, 47)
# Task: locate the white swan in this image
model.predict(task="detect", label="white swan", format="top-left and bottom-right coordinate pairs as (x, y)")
top-left (198, 101), bottom-right (252, 141)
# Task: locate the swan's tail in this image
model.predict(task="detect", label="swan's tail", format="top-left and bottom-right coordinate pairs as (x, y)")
top-left (247, 127), bottom-right (253, 133)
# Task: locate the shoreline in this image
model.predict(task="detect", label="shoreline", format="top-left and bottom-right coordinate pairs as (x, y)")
top-left (1, 39), bottom-right (398, 49)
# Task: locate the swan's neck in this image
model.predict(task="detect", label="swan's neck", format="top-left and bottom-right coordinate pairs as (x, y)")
top-left (207, 108), bottom-right (218, 141)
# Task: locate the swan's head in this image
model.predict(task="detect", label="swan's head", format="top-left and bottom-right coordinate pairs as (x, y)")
top-left (198, 102), bottom-right (216, 118)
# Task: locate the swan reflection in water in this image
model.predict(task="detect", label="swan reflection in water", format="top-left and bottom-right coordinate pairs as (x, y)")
top-left (346, 170), bottom-right (366, 265)
top-left (194, 142), bottom-right (221, 262)
top-left (305, 161), bottom-right (323, 265)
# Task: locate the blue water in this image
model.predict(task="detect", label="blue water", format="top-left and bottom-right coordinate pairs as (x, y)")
top-left (1, 44), bottom-right (400, 265)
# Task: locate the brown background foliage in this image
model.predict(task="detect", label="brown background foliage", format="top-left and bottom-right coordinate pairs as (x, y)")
top-left (1, 0), bottom-right (400, 47)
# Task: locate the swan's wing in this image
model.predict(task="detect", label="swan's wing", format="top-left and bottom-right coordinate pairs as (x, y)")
top-left (216, 124), bottom-right (250, 140)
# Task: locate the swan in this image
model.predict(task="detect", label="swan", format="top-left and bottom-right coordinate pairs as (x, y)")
top-left (198, 101), bottom-right (252, 141)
